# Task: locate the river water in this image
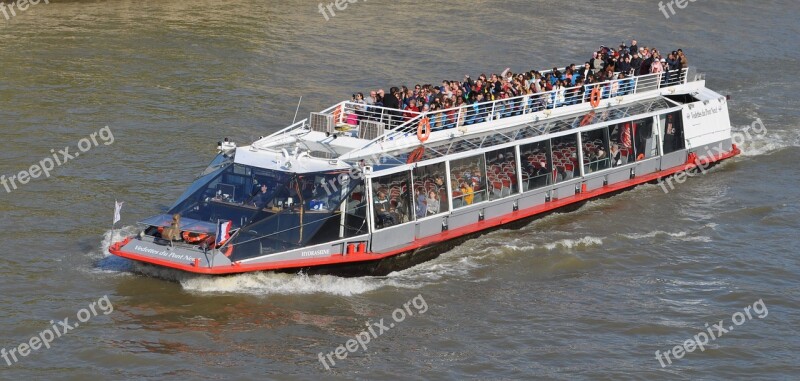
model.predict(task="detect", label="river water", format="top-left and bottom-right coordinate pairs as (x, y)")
top-left (1, 0), bottom-right (799, 380)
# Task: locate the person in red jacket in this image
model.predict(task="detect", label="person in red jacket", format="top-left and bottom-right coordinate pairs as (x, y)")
top-left (403, 99), bottom-right (420, 121)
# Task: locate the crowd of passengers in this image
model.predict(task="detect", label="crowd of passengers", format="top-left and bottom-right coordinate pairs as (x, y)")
top-left (349, 40), bottom-right (689, 130)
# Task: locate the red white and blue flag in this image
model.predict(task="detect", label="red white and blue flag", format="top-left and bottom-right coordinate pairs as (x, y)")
top-left (215, 220), bottom-right (232, 246)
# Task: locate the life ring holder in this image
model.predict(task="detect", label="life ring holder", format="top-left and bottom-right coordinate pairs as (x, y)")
top-left (589, 87), bottom-right (601, 108)
top-left (416, 117), bottom-right (431, 142)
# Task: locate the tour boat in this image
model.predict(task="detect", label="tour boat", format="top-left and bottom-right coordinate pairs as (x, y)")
top-left (109, 66), bottom-right (739, 275)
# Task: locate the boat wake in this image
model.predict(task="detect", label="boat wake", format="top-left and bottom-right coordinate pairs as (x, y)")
top-left (736, 130), bottom-right (799, 157)
top-left (91, 226), bottom-right (479, 295)
top-left (88, 216), bottom-right (711, 295)
top-left (179, 272), bottom-right (400, 296)
top-left (730, 116), bottom-right (800, 158)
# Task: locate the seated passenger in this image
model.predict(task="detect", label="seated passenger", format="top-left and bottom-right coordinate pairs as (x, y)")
top-left (373, 190), bottom-right (396, 227)
top-left (415, 189), bottom-right (427, 219)
top-left (460, 182), bottom-right (474, 205)
top-left (426, 191), bottom-right (440, 215)
top-left (434, 175), bottom-right (449, 211)
top-left (610, 144), bottom-right (622, 166)
top-left (393, 197), bottom-right (408, 223)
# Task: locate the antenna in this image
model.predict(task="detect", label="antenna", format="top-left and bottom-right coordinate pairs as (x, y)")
top-left (292, 96), bottom-right (303, 125)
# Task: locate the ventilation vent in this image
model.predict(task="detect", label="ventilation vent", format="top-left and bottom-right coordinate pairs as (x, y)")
top-left (358, 120), bottom-right (385, 140)
top-left (309, 113), bottom-right (334, 134)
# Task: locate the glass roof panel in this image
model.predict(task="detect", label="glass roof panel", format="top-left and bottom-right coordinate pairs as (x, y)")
top-left (345, 97), bottom-right (676, 168)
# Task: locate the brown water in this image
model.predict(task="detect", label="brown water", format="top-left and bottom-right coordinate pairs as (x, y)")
top-left (1, 0), bottom-right (799, 380)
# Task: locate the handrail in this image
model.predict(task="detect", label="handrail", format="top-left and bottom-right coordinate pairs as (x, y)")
top-left (359, 68), bottom-right (688, 147)
top-left (265, 68), bottom-right (689, 153)
top-left (259, 118), bottom-right (310, 146)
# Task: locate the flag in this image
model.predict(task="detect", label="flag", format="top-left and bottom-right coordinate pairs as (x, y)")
top-left (113, 200), bottom-right (124, 225)
top-left (215, 220), bottom-right (232, 246)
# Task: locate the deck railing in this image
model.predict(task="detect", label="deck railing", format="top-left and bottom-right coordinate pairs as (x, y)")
top-left (267, 68), bottom-right (690, 146)
top-left (364, 68), bottom-right (689, 144)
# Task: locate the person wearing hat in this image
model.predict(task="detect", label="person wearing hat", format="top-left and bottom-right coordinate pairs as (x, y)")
top-left (650, 56), bottom-right (665, 74)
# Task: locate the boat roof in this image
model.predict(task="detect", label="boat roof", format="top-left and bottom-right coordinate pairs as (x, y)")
top-left (235, 67), bottom-right (699, 174)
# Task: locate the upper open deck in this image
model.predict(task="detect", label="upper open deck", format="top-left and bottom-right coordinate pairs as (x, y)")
top-left (245, 67), bottom-right (697, 172)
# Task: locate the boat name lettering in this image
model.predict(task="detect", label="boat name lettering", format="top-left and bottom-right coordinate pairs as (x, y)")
top-left (134, 245), bottom-right (196, 261)
top-left (301, 249), bottom-right (330, 257)
top-left (688, 105), bottom-right (723, 119)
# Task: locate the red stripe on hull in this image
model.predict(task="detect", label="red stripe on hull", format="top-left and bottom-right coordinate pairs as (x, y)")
top-left (109, 147), bottom-right (739, 275)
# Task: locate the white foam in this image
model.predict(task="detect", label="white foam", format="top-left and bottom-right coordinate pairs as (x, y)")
top-left (736, 132), bottom-right (794, 157)
top-left (98, 226), bottom-right (139, 258)
top-left (85, 226), bottom-right (140, 275)
top-left (179, 272), bottom-right (401, 296)
top-left (619, 224), bottom-right (716, 243)
top-left (621, 231), bottom-right (688, 240)
top-left (731, 122), bottom-right (800, 157)
top-left (543, 236), bottom-right (604, 250)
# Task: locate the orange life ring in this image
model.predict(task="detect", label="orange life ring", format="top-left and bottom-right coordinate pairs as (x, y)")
top-left (589, 87), bottom-right (601, 108)
top-left (580, 111), bottom-right (595, 126)
top-left (407, 146), bottom-right (425, 164)
top-left (416, 117), bottom-right (431, 142)
top-left (182, 231), bottom-right (210, 244)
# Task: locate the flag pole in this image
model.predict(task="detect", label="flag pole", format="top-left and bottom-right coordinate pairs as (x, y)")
top-left (205, 219), bottom-right (219, 269)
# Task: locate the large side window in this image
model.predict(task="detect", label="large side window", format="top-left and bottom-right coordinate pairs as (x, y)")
top-left (520, 140), bottom-right (552, 191)
top-left (371, 171), bottom-right (413, 230)
top-left (609, 118), bottom-right (655, 164)
top-left (661, 111), bottom-right (685, 154)
top-left (341, 181), bottom-right (368, 238)
top-left (551, 134), bottom-right (579, 183)
top-left (635, 117), bottom-right (657, 160)
top-left (581, 127), bottom-right (611, 173)
top-left (412, 162), bottom-right (449, 218)
top-left (450, 154), bottom-right (488, 209)
top-left (485, 148), bottom-right (518, 200)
